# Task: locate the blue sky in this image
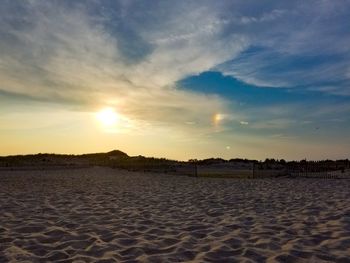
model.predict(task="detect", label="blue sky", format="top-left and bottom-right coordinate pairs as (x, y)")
top-left (0, 0), bottom-right (350, 160)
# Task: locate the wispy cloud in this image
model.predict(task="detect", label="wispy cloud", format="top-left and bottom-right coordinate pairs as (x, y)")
top-left (0, 1), bottom-right (249, 132)
top-left (215, 1), bottom-right (350, 94)
top-left (1, 0), bottom-right (350, 159)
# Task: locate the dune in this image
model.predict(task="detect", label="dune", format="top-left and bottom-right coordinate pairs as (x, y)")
top-left (0, 167), bottom-right (349, 262)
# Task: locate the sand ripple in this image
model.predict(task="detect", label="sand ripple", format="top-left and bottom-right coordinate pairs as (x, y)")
top-left (1, 167), bottom-right (350, 262)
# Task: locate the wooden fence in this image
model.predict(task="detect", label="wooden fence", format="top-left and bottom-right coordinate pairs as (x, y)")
top-left (290, 169), bottom-right (350, 179)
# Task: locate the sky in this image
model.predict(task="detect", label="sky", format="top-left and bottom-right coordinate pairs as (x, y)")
top-left (1, 0), bottom-right (350, 161)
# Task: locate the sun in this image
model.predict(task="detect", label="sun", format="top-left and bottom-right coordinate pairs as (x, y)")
top-left (96, 107), bottom-right (119, 127)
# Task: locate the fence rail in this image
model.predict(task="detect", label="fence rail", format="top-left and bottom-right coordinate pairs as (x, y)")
top-left (290, 169), bottom-right (350, 179)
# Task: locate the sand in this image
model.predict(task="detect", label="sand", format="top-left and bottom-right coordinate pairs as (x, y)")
top-left (0, 167), bottom-right (350, 262)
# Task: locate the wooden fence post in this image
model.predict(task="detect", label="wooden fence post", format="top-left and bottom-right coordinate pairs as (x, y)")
top-left (252, 162), bottom-right (255, 179)
top-left (194, 162), bottom-right (198, 177)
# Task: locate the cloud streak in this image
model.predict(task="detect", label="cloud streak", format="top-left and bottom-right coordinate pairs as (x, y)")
top-left (0, 1), bottom-right (248, 132)
top-left (1, 0), bottom-right (350, 159)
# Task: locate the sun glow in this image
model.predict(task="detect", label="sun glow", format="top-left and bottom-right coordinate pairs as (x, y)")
top-left (213, 113), bottom-right (225, 126)
top-left (96, 107), bottom-right (119, 127)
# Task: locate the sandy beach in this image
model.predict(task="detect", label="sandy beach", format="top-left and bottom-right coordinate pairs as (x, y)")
top-left (0, 167), bottom-right (350, 262)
